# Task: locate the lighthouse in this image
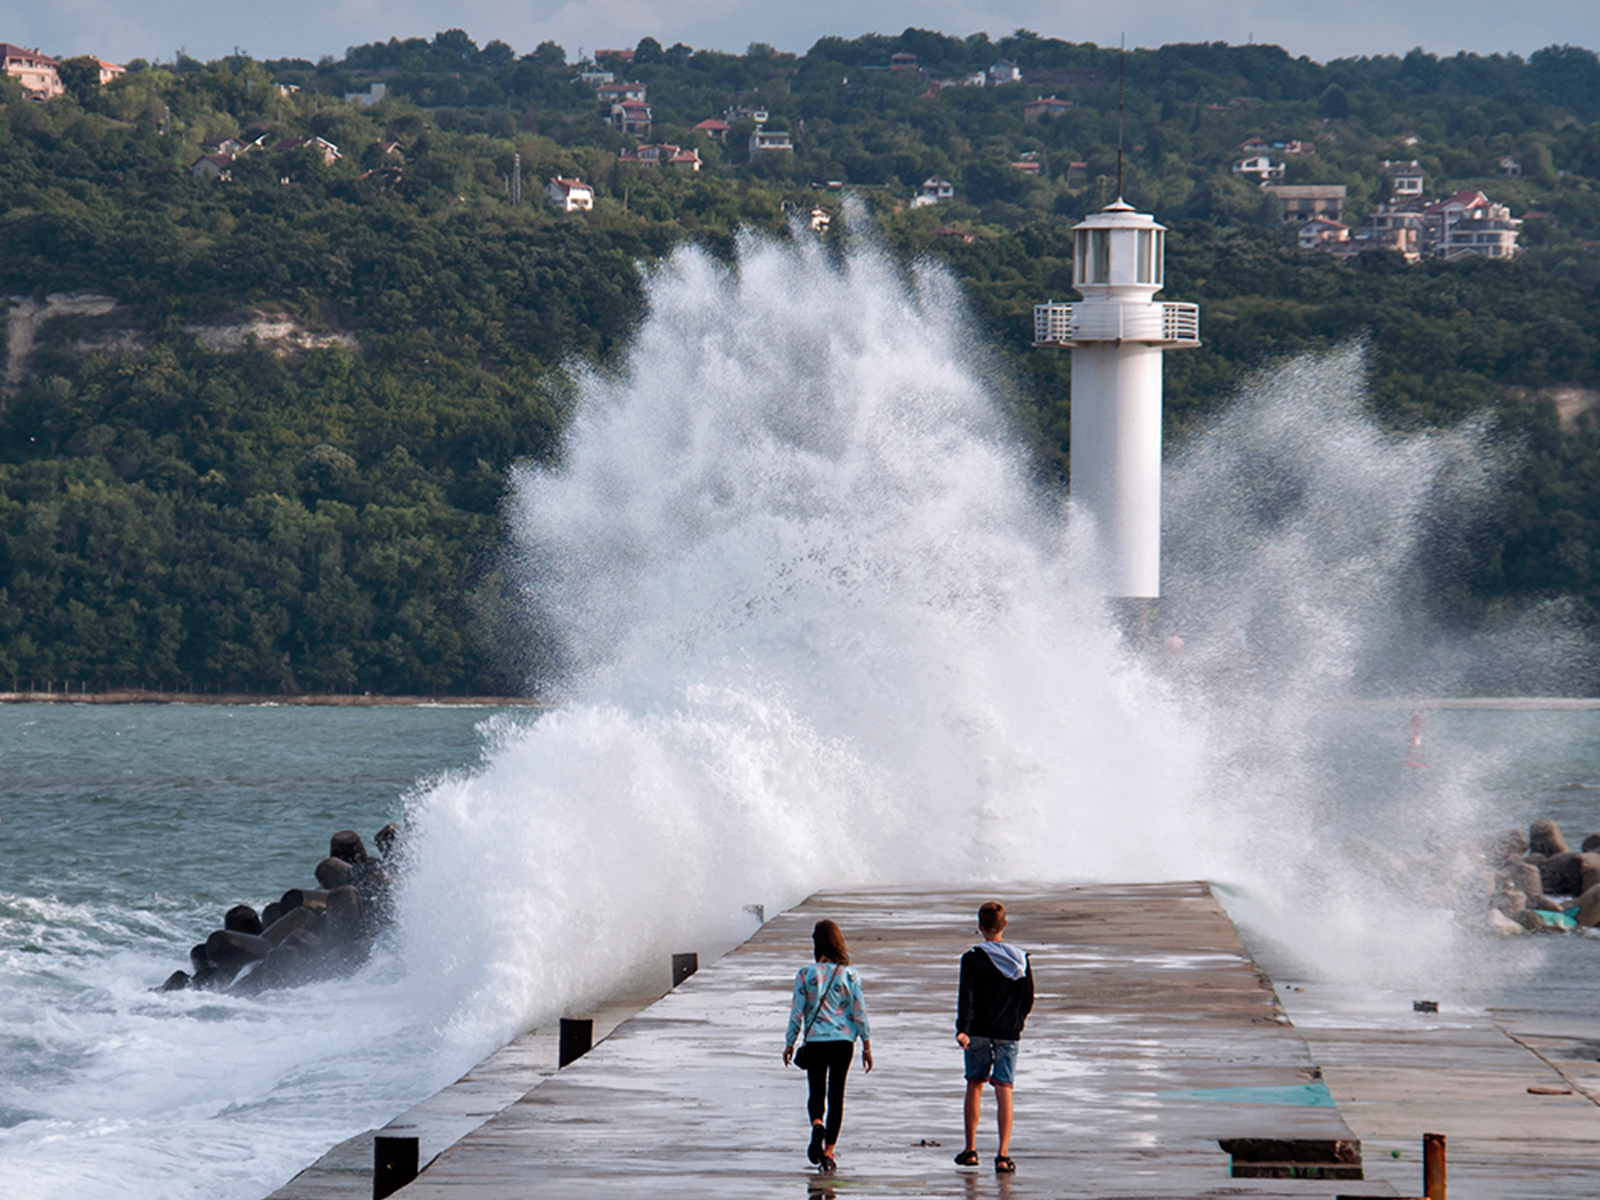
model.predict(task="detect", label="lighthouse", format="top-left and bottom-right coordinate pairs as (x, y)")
top-left (1035, 200), bottom-right (1199, 600)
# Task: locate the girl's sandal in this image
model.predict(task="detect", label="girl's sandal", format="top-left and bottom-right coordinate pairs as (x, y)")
top-left (994, 1155), bottom-right (1016, 1174)
top-left (808, 1123), bottom-right (825, 1164)
top-left (819, 1155), bottom-right (837, 1173)
top-left (953, 1149), bottom-right (980, 1166)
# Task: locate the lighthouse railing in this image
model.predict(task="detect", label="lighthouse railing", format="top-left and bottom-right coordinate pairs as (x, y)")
top-left (1161, 302), bottom-right (1200, 344)
top-left (1032, 300), bottom-right (1200, 346)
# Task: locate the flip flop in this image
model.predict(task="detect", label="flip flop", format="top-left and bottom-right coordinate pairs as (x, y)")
top-left (808, 1123), bottom-right (825, 1164)
top-left (994, 1154), bottom-right (1016, 1174)
top-left (954, 1149), bottom-right (980, 1166)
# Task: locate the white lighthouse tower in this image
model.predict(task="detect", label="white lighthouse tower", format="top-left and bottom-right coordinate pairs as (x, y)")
top-left (1034, 200), bottom-right (1199, 600)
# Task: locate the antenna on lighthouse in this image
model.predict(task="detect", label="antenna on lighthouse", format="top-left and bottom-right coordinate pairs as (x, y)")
top-left (1116, 33), bottom-right (1126, 201)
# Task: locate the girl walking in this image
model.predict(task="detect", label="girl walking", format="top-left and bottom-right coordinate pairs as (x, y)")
top-left (782, 919), bottom-right (872, 1172)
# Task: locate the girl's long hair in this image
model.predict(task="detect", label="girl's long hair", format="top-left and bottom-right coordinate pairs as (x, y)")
top-left (812, 919), bottom-right (850, 965)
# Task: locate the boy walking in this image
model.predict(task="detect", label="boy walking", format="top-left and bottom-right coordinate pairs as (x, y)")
top-left (954, 901), bottom-right (1034, 1174)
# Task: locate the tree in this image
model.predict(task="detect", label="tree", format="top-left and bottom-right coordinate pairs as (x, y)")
top-left (57, 56), bottom-right (103, 105)
top-left (531, 41), bottom-right (566, 66)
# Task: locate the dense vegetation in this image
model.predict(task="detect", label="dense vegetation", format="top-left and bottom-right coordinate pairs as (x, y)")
top-left (3, 30), bottom-right (1600, 693)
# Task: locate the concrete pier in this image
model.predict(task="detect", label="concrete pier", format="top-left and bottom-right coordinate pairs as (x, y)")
top-left (263, 988), bottom-right (663, 1199)
top-left (371, 882), bottom-right (1374, 1198)
top-left (267, 881), bottom-right (1600, 1198)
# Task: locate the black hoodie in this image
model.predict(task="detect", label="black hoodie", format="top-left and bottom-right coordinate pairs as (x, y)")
top-left (956, 944), bottom-right (1035, 1040)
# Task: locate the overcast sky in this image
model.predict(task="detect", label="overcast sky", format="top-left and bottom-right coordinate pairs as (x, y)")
top-left (2, 0), bottom-right (1593, 68)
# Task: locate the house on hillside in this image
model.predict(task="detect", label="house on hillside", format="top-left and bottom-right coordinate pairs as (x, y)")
top-left (597, 81), bottom-right (646, 104)
top-left (271, 136), bottom-right (340, 164)
top-left (1232, 155), bottom-right (1284, 184)
top-left (1, 44), bottom-right (62, 97)
top-left (1239, 136), bottom-right (1270, 153)
top-left (750, 127), bottom-right (794, 154)
top-left (1298, 216), bottom-right (1348, 250)
top-left (1497, 156), bottom-right (1521, 177)
top-left (97, 59), bottom-right (124, 85)
top-left (692, 118), bottom-right (730, 143)
top-left (547, 177), bottom-right (594, 211)
top-left (1267, 184), bottom-right (1346, 222)
top-left (202, 137), bottom-right (246, 157)
top-left (989, 59), bottom-right (1022, 84)
top-left (889, 52), bottom-right (918, 71)
top-left (1353, 208), bottom-right (1426, 261)
top-left (725, 104), bottom-right (769, 124)
top-left (910, 177), bottom-right (954, 207)
top-left (609, 100), bottom-right (652, 136)
top-left (1383, 159), bottom-right (1425, 196)
top-left (1427, 189), bottom-right (1520, 259)
top-left (192, 153), bottom-right (236, 181)
top-left (1024, 96), bottom-right (1071, 122)
top-left (617, 144), bottom-right (703, 170)
top-left (577, 65), bottom-right (614, 86)
top-left (1282, 139), bottom-right (1316, 156)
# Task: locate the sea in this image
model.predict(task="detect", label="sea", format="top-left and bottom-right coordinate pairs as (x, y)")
top-left (3, 701), bottom-right (1599, 1200)
top-left (7, 225), bottom-right (1600, 1198)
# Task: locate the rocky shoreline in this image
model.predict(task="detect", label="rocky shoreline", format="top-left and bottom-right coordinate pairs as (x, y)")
top-left (158, 826), bottom-right (402, 994)
top-left (1488, 818), bottom-right (1600, 934)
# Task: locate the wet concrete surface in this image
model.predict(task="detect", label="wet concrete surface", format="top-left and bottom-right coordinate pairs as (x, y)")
top-left (388, 882), bottom-right (1384, 1198)
top-left (1275, 981), bottom-right (1600, 1199)
top-left (262, 989), bottom-right (664, 1199)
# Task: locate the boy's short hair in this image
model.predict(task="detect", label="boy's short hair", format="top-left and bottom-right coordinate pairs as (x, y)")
top-left (978, 901), bottom-right (1007, 933)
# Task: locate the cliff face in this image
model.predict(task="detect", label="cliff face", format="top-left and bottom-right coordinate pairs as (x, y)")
top-left (4, 293), bottom-right (357, 398)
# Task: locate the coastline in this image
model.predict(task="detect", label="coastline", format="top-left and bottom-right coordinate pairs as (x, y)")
top-left (0, 689), bottom-right (547, 707)
top-left (6, 690), bottom-right (1600, 710)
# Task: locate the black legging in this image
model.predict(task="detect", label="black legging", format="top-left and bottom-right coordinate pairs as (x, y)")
top-left (805, 1039), bottom-right (855, 1146)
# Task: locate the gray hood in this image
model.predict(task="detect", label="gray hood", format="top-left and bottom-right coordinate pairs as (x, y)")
top-left (977, 941), bottom-right (1027, 980)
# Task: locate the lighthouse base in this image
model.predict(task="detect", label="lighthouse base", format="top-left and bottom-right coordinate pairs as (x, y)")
top-left (1107, 595), bottom-right (1159, 647)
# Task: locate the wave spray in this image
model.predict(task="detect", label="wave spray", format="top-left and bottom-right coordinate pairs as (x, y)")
top-left (397, 228), bottom-right (1510, 1050)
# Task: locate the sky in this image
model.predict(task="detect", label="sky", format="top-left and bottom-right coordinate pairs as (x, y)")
top-left (1, 0), bottom-right (1593, 68)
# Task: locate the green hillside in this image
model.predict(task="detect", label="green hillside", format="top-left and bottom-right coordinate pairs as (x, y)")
top-left (3, 30), bottom-right (1600, 694)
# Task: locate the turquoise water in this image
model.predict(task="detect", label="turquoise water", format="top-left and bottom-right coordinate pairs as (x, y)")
top-left (0, 703), bottom-right (505, 907)
top-left (0, 703), bottom-right (532, 1200)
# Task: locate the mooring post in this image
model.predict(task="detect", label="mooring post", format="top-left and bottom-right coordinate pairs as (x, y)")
top-left (672, 952), bottom-right (698, 986)
top-left (558, 1017), bottom-right (593, 1067)
top-left (1422, 1132), bottom-right (1445, 1199)
top-left (373, 1134), bottom-right (419, 1200)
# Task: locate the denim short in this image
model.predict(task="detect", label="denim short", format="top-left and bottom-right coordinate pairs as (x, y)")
top-left (963, 1036), bottom-right (1018, 1087)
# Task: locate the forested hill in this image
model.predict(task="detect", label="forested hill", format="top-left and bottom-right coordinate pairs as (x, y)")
top-left (3, 30), bottom-right (1600, 695)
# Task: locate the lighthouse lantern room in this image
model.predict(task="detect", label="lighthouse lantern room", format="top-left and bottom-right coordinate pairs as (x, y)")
top-left (1034, 200), bottom-right (1200, 600)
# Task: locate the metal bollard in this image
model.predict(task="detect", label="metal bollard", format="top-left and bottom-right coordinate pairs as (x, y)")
top-left (672, 952), bottom-right (698, 987)
top-left (558, 1017), bottom-right (593, 1067)
top-left (373, 1135), bottom-right (419, 1200)
top-left (1423, 1132), bottom-right (1445, 1200)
